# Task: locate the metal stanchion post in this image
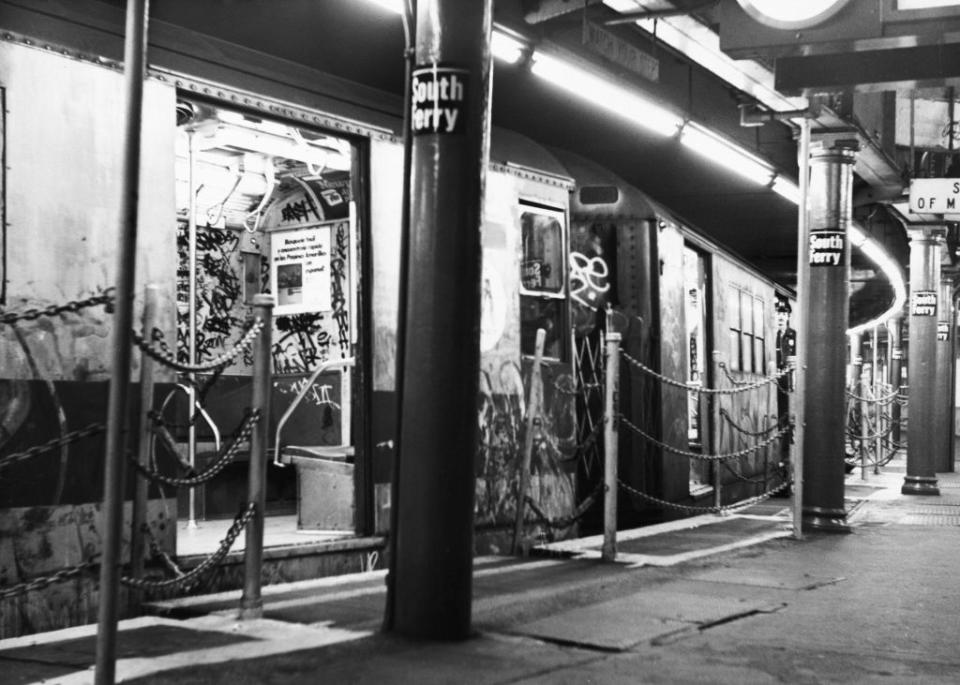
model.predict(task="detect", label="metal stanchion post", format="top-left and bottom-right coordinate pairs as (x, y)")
top-left (94, 2), bottom-right (149, 682)
top-left (239, 294), bottom-right (273, 619)
top-left (602, 331), bottom-right (621, 562)
top-left (513, 328), bottom-right (545, 554)
top-left (712, 350), bottom-right (722, 511)
top-left (860, 368), bottom-right (869, 481)
top-left (129, 284), bottom-right (158, 610)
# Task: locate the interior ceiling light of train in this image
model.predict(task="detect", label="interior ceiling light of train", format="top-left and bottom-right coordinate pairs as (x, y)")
top-left (174, 101), bottom-right (351, 231)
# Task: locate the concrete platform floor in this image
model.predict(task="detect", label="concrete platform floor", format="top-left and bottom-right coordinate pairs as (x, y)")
top-left (3, 454), bottom-right (960, 684)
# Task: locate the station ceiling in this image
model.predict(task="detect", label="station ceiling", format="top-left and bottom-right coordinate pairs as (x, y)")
top-left (120, 0), bottom-right (960, 325)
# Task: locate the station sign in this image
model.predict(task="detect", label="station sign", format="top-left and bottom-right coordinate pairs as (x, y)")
top-left (911, 290), bottom-right (938, 316)
top-left (808, 230), bottom-right (845, 266)
top-left (411, 65), bottom-right (468, 135)
top-left (909, 178), bottom-right (960, 213)
top-left (937, 322), bottom-right (950, 341)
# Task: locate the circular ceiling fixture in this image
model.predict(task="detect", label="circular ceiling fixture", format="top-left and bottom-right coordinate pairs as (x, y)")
top-left (736, 0), bottom-right (852, 29)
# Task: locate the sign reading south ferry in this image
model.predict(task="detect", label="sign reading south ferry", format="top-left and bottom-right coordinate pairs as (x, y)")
top-left (911, 290), bottom-right (937, 316)
top-left (411, 65), bottom-right (468, 135)
top-left (937, 322), bottom-right (951, 341)
top-left (808, 230), bottom-right (845, 266)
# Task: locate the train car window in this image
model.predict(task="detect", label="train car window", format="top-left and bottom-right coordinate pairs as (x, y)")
top-left (728, 285), bottom-right (742, 371)
top-left (519, 204), bottom-right (567, 359)
top-left (752, 296), bottom-right (766, 374)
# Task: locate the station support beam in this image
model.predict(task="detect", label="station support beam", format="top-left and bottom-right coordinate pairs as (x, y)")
top-left (903, 227), bottom-right (946, 495)
top-left (389, 0), bottom-right (492, 640)
top-left (934, 272), bottom-right (956, 472)
top-left (801, 141), bottom-right (855, 533)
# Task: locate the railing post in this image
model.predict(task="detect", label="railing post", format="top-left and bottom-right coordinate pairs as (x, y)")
top-left (712, 350), bottom-right (722, 511)
top-left (513, 328), bottom-right (545, 554)
top-left (239, 294), bottom-right (273, 619)
top-left (129, 284), bottom-right (159, 610)
top-left (602, 331), bottom-right (621, 562)
top-left (860, 368), bottom-right (869, 481)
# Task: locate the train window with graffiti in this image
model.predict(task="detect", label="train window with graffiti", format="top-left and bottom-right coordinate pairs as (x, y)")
top-left (728, 285), bottom-right (766, 374)
top-left (519, 203), bottom-right (567, 359)
top-left (520, 206), bottom-right (565, 295)
top-left (752, 297), bottom-right (766, 374)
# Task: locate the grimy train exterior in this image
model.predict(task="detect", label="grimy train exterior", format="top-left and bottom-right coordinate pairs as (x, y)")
top-left (0, 2), bottom-right (792, 636)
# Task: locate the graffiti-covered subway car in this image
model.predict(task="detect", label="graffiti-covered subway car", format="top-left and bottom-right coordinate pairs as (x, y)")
top-left (0, 0), bottom-right (583, 635)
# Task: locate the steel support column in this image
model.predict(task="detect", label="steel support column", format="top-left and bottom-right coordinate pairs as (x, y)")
top-left (934, 273), bottom-right (956, 472)
top-left (903, 227), bottom-right (946, 495)
top-left (801, 142), bottom-right (855, 533)
top-left (389, 0), bottom-right (492, 640)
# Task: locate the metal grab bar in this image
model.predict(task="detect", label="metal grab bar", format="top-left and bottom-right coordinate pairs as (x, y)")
top-left (273, 357), bottom-right (355, 467)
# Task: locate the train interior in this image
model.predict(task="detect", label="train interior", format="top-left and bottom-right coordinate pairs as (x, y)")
top-left (171, 100), bottom-right (361, 554)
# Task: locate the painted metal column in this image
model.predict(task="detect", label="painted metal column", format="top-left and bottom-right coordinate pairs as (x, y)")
top-left (903, 227), bottom-right (945, 494)
top-left (934, 274), bottom-right (956, 472)
top-left (389, 0), bottom-right (492, 639)
top-left (888, 316), bottom-right (904, 447)
top-left (801, 142), bottom-right (855, 533)
top-left (94, 1), bottom-right (149, 682)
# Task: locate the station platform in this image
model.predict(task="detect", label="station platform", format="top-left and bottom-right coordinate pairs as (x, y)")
top-left (4, 454), bottom-right (960, 684)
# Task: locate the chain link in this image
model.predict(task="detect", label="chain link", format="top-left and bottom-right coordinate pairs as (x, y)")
top-left (719, 360), bottom-right (793, 388)
top-left (0, 289), bottom-right (116, 326)
top-left (130, 410), bottom-right (260, 488)
top-left (618, 477), bottom-right (790, 515)
top-left (0, 559), bottom-right (99, 600)
top-left (621, 349), bottom-right (785, 395)
top-left (719, 408), bottom-right (782, 438)
top-left (132, 319), bottom-right (264, 374)
top-left (0, 422), bottom-right (105, 472)
top-left (619, 413), bottom-right (789, 461)
top-left (121, 502), bottom-right (256, 592)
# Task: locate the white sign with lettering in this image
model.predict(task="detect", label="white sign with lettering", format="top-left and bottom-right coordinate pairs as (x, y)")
top-left (909, 178), bottom-right (960, 213)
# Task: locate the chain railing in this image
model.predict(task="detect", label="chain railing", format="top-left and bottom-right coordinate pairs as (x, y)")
top-left (0, 288), bottom-right (275, 615)
top-left (845, 371), bottom-right (904, 475)
top-left (598, 335), bottom-right (796, 559)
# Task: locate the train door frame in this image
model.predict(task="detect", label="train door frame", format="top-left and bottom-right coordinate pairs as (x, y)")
top-left (172, 92), bottom-right (375, 537)
top-left (683, 241), bottom-right (714, 496)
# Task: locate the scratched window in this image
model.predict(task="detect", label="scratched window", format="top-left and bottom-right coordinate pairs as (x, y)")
top-left (519, 204), bottom-right (567, 360)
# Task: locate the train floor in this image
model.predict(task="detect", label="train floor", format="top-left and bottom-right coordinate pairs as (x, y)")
top-left (4, 451), bottom-right (960, 684)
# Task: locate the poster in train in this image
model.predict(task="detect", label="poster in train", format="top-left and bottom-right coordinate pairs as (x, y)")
top-left (270, 225), bottom-right (332, 316)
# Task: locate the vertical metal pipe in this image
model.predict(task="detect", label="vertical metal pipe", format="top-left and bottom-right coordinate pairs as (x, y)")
top-left (390, 0), bottom-right (492, 639)
top-left (889, 316), bottom-right (903, 447)
top-left (712, 350), bottom-right (722, 511)
top-left (873, 325), bottom-right (881, 474)
top-left (860, 368), bottom-right (869, 481)
top-left (602, 332), bottom-right (621, 562)
top-left (513, 329), bottom-right (545, 554)
top-left (791, 117), bottom-right (811, 541)
top-left (94, 2), bottom-right (149, 682)
top-left (239, 294), bottom-right (274, 619)
top-left (187, 130), bottom-right (199, 529)
top-left (903, 227), bottom-right (944, 495)
top-left (801, 140), bottom-right (854, 533)
top-left (129, 284), bottom-right (158, 610)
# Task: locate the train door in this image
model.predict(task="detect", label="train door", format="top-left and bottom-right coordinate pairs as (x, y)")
top-left (173, 99), bottom-right (366, 540)
top-left (683, 244), bottom-right (712, 492)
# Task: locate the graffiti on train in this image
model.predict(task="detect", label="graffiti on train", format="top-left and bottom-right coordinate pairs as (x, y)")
top-left (475, 360), bottom-right (577, 532)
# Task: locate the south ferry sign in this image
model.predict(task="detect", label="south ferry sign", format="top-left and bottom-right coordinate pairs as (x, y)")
top-left (411, 65), bottom-right (468, 135)
top-left (909, 178), bottom-right (960, 213)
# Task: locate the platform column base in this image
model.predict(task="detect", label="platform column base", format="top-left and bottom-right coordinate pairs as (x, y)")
top-left (802, 505), bottom-right (851, 533)
top-left (901, 476), bottom-right (940, 496)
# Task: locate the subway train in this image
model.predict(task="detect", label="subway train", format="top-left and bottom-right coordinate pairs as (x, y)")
top-left (0, 1), bottom-right (792, 635)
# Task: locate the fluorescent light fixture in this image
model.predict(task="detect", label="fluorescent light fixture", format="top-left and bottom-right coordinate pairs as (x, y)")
top-left (530, 51), bottom-right (682, 137)
top-left (736, 0), bottom-right (851, 28)
top-left (602, 1), bottom-right (807, 113)
top-left (679, 122), bottom-right (773, 185)
top-left (772, 176), bottom-right (800, 204)
top-left (492, 31), bottom-right (525, 64)
top-left (365, 0), bottom-right (403, 13)
top-left (847, 222), bottom-right (907, 336)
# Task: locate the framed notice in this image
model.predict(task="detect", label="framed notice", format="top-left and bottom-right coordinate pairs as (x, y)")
top-left (270, 224), bottom-right (332, 316)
